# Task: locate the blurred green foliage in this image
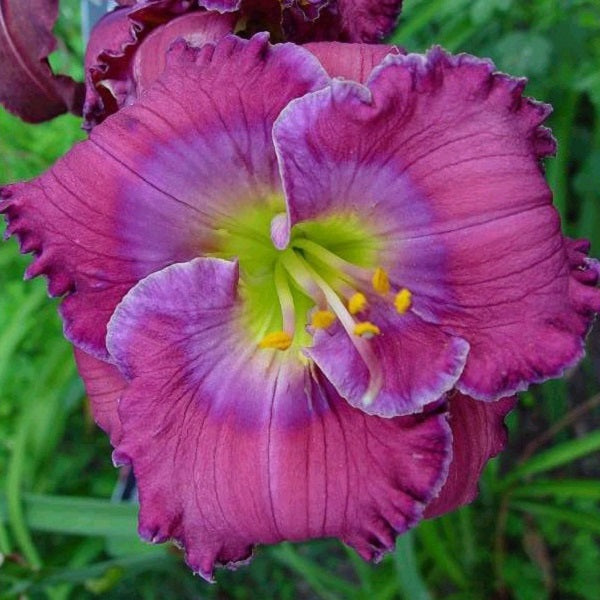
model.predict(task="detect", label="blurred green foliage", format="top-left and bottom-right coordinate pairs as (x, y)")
top-left (0, 0), bottom-right (599, 598)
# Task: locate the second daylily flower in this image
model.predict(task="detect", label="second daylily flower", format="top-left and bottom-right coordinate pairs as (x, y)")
top-left (2, 34), bottom-right (599, 578)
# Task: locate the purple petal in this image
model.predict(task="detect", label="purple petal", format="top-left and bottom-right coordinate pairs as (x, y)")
top-left (74, 348), bottom-right (127, 445)
top-left (335, 0), bottom-right (402, 41)
top-left (2, 34), bottom-right (328, 359)
top-left (305, 41), bottom-right (400, 83)
top-left (425, 393), bottom-right (516, 518)
top-left (275, 45), bottom-right (600, 402)
top-left (132, 11), bottom-right (236, 96)
top-left (283, 0), bottom-right (403, 42)
top-left (84, 3), bottom-right (235, 129)
top-left (306, 296), bottom-right (469, 417)
top-left (107, 257), bottom-right (452, 579)
top-left (0, 0), bottom-right (84, 122)
top-left (197, 0), bottom-right (241, 10)
top-left (83, 6), bottom-right (138, 129)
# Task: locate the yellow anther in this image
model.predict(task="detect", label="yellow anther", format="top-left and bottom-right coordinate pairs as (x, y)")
top-left (353, 321), bottom-right (381, 339)
top-left (371, 267), bottom-right (390, 295)
top-left (394, 288), bottom-right (412, 314)
top-left (348, 292), bottom-right (367, 315)
top-left (311, 310), bottom-right (336, 329)
top-left (259, 331), bottom-right (293, 351)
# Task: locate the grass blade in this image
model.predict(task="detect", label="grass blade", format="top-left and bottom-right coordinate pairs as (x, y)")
top-left (511, 479), bottom-right (600, 501)
top-left (503, 431), bottom-right (600, 486)
top-left (0, 494), bottom-right (138, 538)
top-left (511, 501), bottom-right (600, 535)
top-left (270, 543), bottom-right (357, 600)
top-left (394, 530), bottom-right (432, 600)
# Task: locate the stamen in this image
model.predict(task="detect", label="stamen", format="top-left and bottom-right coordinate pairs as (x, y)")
top-left (348, 292), bottom-right (367, 315)
top-left (354, 321), bottom-right (381, 338)
top-left (259, 331), bottom-right (293, 351)
top-left (282, 251), bottom-right (383, 407)
top-left (372, 267), bottom-right (390, 295)
top-left (274, 262), bottom-right (296, 335)
top-left (394, 288), bottom-right (412, 314)
top-left (311, 310), bottom-right (336, 329)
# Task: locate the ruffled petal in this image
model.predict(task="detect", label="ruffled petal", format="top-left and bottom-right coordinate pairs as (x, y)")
top-left (132, 11), bottom-right (236, 96)
top-left (2, 34), bottom-right (328, 359)
top-left (198, 0), bottom-right (240, 10)
top-left (84, 3), bottom-right (235, 129)
top-left (275, 45), bottom-right (600, 402)
top-left (306, 296), bottom-right (468, 417)
top-left (335, 0), bottom-right (402, 41)
top-left (425, 393), bottom-right (516, 518)
top-left (282, 0), bottom-right (403, 42)
top-left (74, 348), bottom-right (127, 445)
top-left (0, 0), bottom-right (84, 122)
top-left (107, 257), bottom-right (452, 580)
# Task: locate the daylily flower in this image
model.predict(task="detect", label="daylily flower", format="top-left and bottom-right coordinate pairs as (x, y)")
top-left (0, 0), bottom-right (403, 124)
top-left (2, 35), bottom-right (599, 578)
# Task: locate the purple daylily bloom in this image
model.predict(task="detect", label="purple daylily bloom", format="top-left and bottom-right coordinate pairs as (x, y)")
top-left (0, 0), bottom-right (84, 122)
top-left (2, 35), bottom-right (599, 578)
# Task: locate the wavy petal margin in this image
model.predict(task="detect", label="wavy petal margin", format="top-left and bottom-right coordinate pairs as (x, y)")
top-left (306, 297), bottom-right (469, 417)
top-left (274, 44), bottom-right (600, 403)
top-left (2, 34), bottom-right (328, 359)
top-left (83, 2), bottom-right (235, 129)
top-left (107, 257), bottom-right (452, 580)
top-left (0, 0), bottom-right (84, 122)
top-left (425, 392), bottom-right (516, 518)
top-left (283, 0), bottom-right (403, 42)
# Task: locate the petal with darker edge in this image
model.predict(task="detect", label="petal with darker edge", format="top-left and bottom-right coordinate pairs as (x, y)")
top-left (107, 257), bottom-right (452, 580)
top-left (1, 34), bottom-right (329, 360)
top-left (306, 295), bottom-right (469, 417)
top-left (275, 44), bottom-right (600, 402)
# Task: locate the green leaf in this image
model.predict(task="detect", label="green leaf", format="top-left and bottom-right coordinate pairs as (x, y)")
top-left (493, 32), bottom-right (552, 77)
top-left (416, 521), bottom-right (469, 589)
top-left (270, 543), bottom-right (358, 600)
top-left (394, 530), bottom-right (432, 600)
top-left (0, 494), bottom-right (139, 538)
top-left (511, 479), bottom-right (600, 501)
top-left (511, 501), bottom-right (600, 535)
top-left (502, 430), bottom-right (600, 485)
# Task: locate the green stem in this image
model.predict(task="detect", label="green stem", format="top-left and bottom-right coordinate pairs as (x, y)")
top-left (0, 519), bottom-right (11, 554)
top-left (6, 412), bottom-right (42, 570)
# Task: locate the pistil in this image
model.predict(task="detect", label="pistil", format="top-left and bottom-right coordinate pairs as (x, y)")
top-left (291, 238), bottom-right (370, 284)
